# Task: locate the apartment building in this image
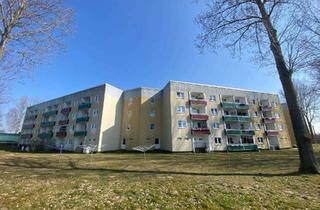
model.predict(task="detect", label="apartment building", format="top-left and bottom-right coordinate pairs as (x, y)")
top-left (20, 81), bottom-right (292, 152)
top-left (20, 84), bottom-right (123, 152)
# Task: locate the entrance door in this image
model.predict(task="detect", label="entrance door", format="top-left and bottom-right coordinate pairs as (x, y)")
top-left (154, 138), bottom-right (160, 149)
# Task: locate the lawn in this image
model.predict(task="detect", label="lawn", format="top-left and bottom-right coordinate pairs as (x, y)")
top-left (0, 146), bottom-right (320, 209)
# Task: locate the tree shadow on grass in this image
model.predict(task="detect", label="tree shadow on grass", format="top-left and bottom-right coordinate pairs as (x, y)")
top-left (0, 157), bottom-right (304, 178)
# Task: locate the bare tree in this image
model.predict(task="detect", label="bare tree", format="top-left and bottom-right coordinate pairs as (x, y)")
top-left (0, 0), bottom-right (73, 98)
top-left (196, 0), bottom-right (319, 173)
top-left (281, 81), bottom-right (320, 139)
top-left (5, 96), bottom-right (37, 133)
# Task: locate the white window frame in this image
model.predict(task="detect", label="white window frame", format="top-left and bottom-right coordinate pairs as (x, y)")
top-left (176, 106), bottom-right (185, 114)
top-left (209, 95), bottom-right (216, 101)
top-left (255, 124), bottom-right (261, 130)
top-left (214, 137), bottom-right (222, 144)
top-left (178, 120), bottom-right (187, 128)
top-left (211, 108), bottom-right (218, 116)
top-left (149, 123), bottom-right (155, 130)
top-left (257, 137), bottom-right (264, 144)
top-left (212, 123), bottom-right (219, 129)
top-left (150, 110), bottom-right (156, 117)
top-left (176, 92), bottom-right (184, 99)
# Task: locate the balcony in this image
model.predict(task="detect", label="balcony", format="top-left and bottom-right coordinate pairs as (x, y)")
top-left (241, 130), bottom-right (255, 136)
top-left (56, 131), bottom-right (67, 138)
top-left (190, 114), bottom-right (208, 121)
top-left (265, 130), bottom-right (280, 136)
top-left (40, 121), bottom-right (56, 127)
top-left (74, 131), bottom-right (87, 137)
top-left (190, 99), bottom-right (207, 106)
top-left (61, 107), bottom-right (72, 115)
top-left (191, 128), bottom-right (211, 135)
top-left (263, 117), bottom-right (276, 124)
top-left (260, 106), bottom-right (273, 112)
top-left (22, 124), bottom-right (35, 129)
top-left (25, 115), bottom-right (37, 120)
top-left (43, 110), bottom-right (58, 117)
top-left (38, 132), bottom-right (53, 139)
top-left (238, 116), bottom-right (252, 123)
top-left (78, 103), bottom-right (91, 110)
top-left (223, 115), bottom-right (239, 122)
top-left (227, 144), bottom-right (258, 152)
top-left (225, 129), bottom-right (242, 136)
top-left (58, 120), bottom-right (69, 125)
top-left (236, 103), bottom-right (250, 110)
top-left (21, 134), bottom-right (33, 139)
top-left (76, 116), bottom-right (89, 123)
top-left (221, 102), bottom-right (236, 109)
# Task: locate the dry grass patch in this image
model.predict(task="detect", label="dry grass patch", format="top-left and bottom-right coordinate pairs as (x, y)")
top-left (0, 146), bottom-right (319, 209)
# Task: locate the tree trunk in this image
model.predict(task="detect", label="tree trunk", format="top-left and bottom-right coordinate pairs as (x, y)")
top-left (256, 0), bottom-right (319, 174)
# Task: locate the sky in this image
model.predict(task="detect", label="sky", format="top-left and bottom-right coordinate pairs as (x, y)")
top-left (3, 0), bottom-right (319, 131)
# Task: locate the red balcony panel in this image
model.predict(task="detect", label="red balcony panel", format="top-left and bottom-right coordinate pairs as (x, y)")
top-left (58, 120), bottom-right (69, 125)
top-left (263, 117), bottom-right (276, 123)
top-left (61, 107), bottom-right (72, 115)
top-left (192, 128), bottom-right (211, 135)
top-left (266, 130), bottom-right (279, 136)
top-left (190, 100), bottom-right (207, 106)
top-left (191, 114), bottom-right (209, 121)
top-left (56, 131), bottom-right (67, 138)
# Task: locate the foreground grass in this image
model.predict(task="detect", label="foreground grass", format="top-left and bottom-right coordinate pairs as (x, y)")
top-left (0, 146), bottom-right (320, 209)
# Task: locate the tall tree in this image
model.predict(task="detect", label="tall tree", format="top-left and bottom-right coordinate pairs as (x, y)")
top-left (0, 0), bottom-right (73, 99)
top-left (197, 0), bottom-right (319, 173)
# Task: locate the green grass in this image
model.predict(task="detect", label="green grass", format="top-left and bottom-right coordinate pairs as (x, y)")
top-left (0, 146), bottom-right (320, 209)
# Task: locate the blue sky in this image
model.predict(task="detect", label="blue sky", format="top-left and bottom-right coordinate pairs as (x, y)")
top-left (8, 0), bottom-right (283, 106)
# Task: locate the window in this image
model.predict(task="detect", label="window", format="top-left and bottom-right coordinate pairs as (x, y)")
top-left (68, 139), bottom-right (73, 145)
top-left (128, 97), bottom-right (133, 106)
top-left (122, 138), bottom-right (126, 145)
top-left (150, 97), bottom-right (155, 104)
top-left (178, 120), bottom-right (187, 128)
top-left (176, 92), bottom-right (184, 99)
top-left (214, 137), bottom-right (222, 144)
top-left (252, 111), bottom-right (258, 117)
top-left (226, 123), bottom-right (231, 129)
top-left (278, 124), bottom-right (284, 130)
top-left (255, 124), bottom-right (261, 130)
top-left (91, 124), bottom-right (96, 129)
top-left (212, 123), bottom-right (219, 129)
top-left (150, 110), bottom-right (156, 117)
top-left (228, 137), bottom-right (234, 144)
top-left (275, 112), bottom-right (280, 118)
top-left (257, 137), bottom-right (264, 144)
top-left (155, 138), bottom-right (160, 144)
top-left (177, 137), bottom-right (182, 141)
top-left (92, 109), bottom-right (99, 117)
top-left (209, 95), bottom-right (216, 101)
top-left (176, 106), bottom-right (185, 113)
top-left (211, 108), bottom-right (218, 116)
top-left (251, 99), bottom-right (256, 105)
top-left (271, 101), bottom-right (277, 108)
top-left (149, 123), bottom-right (155, 130)
top-left (95, 95), bottom-right (100, 103)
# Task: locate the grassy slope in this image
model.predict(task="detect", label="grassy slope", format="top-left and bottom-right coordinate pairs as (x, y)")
top-left (0, 146), bottom-right (319, 209)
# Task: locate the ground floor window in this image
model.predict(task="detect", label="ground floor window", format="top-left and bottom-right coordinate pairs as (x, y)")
top-left (155, 138), bottom-right (159, 144)
top-left (122, 138), bottom-right (126, 145)
top-left (214, 137), bottom-right (222, 144)
top-left (257, 137), bottom-right (264, 144)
